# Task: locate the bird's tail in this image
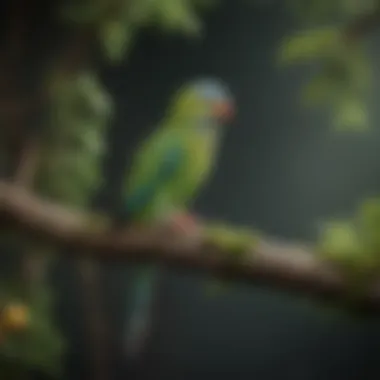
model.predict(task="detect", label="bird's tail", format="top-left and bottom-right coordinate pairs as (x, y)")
top-left (124, 265), bottom-right (160, 360)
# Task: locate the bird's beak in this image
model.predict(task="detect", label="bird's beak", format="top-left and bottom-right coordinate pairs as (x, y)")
top-left (212, 101), bottom-right (235, 122)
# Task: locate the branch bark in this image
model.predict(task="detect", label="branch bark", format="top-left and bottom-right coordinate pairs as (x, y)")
top-left (2, 181), bottom-right (380, 311)
top-left (343, 7), bottom-right (380, 43)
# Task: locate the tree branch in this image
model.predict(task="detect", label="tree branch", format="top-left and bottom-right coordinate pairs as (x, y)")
top-left (343, 7), bottom-right (380, 43)
top-left (2, 181), bottom-right (380, 310)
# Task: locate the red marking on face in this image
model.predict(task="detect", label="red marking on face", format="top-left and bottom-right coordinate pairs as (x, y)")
top-left (212, 101), bottom-right (235, 122)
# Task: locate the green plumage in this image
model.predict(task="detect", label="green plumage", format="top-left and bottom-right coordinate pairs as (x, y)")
top-left (124, 120), bottom-right (220, 222)
top-left (122, 78), bottom-right (233, 359)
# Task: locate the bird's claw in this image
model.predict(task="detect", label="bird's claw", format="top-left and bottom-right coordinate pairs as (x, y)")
top-left (169, 212), bottom-right (199, 235)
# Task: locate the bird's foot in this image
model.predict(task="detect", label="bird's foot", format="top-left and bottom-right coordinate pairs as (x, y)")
top-left (169, 212), bottom-right (199, 236)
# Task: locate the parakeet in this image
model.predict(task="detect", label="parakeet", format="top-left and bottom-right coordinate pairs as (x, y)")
top-left (120, 77), bottom-right (235, 359)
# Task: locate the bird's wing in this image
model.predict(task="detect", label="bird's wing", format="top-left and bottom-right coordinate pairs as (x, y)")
top-left (124, 131), bottom-right (184, 218)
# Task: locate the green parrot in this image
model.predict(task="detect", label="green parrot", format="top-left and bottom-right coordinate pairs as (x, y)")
top-left (120, 78), bottom-right (235, 359)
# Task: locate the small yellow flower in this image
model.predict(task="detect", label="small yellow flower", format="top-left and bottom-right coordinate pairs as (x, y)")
top-left (1, 303), bottom-right (30, 332)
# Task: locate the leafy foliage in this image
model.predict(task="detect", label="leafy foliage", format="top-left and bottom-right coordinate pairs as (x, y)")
top-left (36, 71), bottom-right (112, 208)
top-left (61, 0), bottom-right (217, 63)
top-left (318, 197), bottom-right (380, 290)
top-left (279, 0), bottom-right (380, 302)
top-left (0, 281), bottom-right (65, 378)
top-left (288, 0), bottom-right (379, 26)
top-left (279, 0), bottom-right (379, 130)
top-left (278, 26), bottom-right (372, 130)
top-left (25, 68), bottom-right (113, 377)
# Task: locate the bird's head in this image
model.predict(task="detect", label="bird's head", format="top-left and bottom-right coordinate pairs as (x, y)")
top-left (168, 78), bottom-right (235, 125)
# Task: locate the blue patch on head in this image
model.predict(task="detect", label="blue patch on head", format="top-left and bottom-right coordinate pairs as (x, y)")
top-left (189, 78), bottom-right (232, 103)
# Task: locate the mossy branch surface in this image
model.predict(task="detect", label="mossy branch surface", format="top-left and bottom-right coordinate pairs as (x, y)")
top-left (4, 181), bottom-right (380, 311)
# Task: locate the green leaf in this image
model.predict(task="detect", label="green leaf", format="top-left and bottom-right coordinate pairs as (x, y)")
top-left (75, 72), bottom-right (114, 119)
top-left (76, 128), bottom-right (106, 154)
top-left (319, 220), bottom-right (362, 261)
top-left (317, 219), bottom-right (376, 278)
top-left (99, 20), bottom-right (135, 63)
top-left (290, 40), bottom-right (372, 130)
top-left (38, 149), bottom-right (103, 207)
top-left (300, 74), bottom-right (336, 106)
top-left (333, 97), bottom-right (369, 131)
top-left (318, 217), bottom-right (379, 295)
top-left (278, 27), bottom-right (340, 65)
top-left (51, 71), bottom-right (113, 124)
top-left (36, 72), bottom-right (111, 207)
top-left (356, 197), bottom-right (380, 254)
top-left (49, 126), bottom-right (106, 155)
top-left (154, 0), bottom-right (203, 35)
top-left (128, 0), bottom-right (160, 25)
top-left (39, 176), bottom-right (95, 207)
